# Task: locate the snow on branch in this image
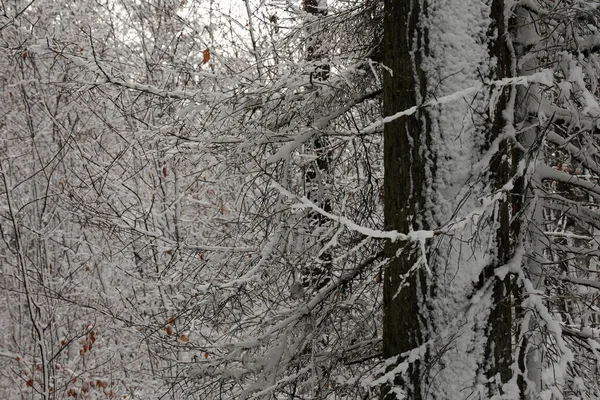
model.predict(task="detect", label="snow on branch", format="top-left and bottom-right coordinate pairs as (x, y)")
top-left (536, 163), bottom-right (600, 202)
top-left (543, 196), bottom-right (600, 232)
top-left (561, 276), bottom-right (600, 291)
top-left (266, 90), bottom-right (381, 163)
top-left (356, 69), bottom-right (554, 136)
top-left (580, 33), bottom-right (600, 57)
top-left (271, 181), bottom-right (435, 242)
top-left (546, 131), bottom-right (600, 177)
top-left (266, 71), bottom-right (553, 164)
top-left (58, 51), bottom-right (203, 100)
top-left (219, 253), bottom-right (383, 350)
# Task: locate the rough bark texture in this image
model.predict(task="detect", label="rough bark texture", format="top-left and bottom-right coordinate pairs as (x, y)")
top-left (304, 0), bottom-right (329, 81)
top-left (382, 0), bottom-right (516, 397)
top-left (381, 0), bottom-right (429, 398)
top-left (302, 0), bottom-right (332, 290)
top-left (483, 0), bottom-right (515, 390)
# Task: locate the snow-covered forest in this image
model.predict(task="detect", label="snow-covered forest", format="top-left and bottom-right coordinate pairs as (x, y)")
top-left (1, 0), bottom-right (600, 398)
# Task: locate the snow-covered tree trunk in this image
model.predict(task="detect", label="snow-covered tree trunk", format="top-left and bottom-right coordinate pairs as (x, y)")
top-left (382, 0), bottom-right (516, 397)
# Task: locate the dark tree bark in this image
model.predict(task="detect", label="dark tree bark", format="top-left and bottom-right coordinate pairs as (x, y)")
top-left (381, 0), bottom-right (429, 398)
top-left (302, 0), bottom-right (333, 290)
top-left (382, 0), bottom-right (516, 397)
top-left (304, 0), bottom-right (329, 81)
top-left (481, 0), bottom-right (515, 391)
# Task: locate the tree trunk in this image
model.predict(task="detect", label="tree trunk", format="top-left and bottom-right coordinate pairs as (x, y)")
top-left (381, 0), bottom-right (429, 398)
top-left (382, 0), bottom-right (516, 397)
top-left (302, 0), bottom-right (333, 290)
top-left (482, 0), bottom-right (514, 391)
